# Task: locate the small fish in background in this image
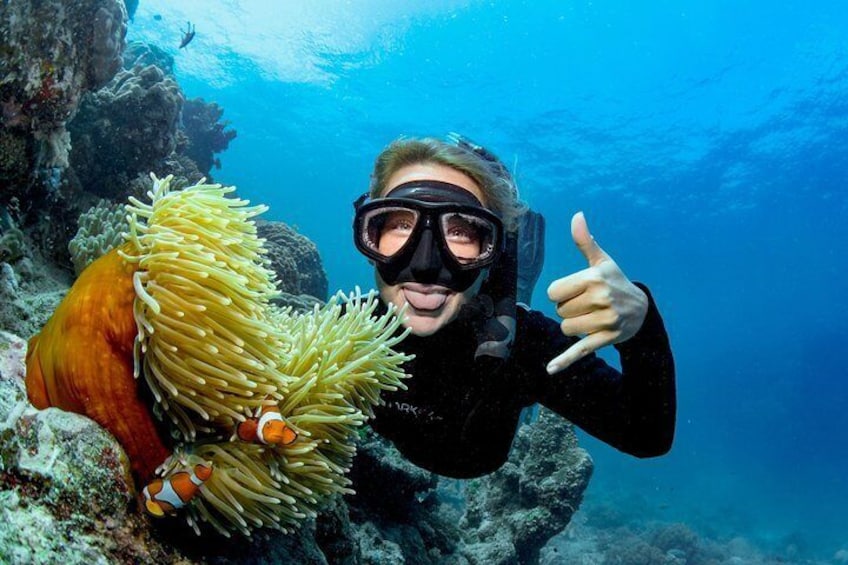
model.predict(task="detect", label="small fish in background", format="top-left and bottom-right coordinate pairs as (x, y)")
top-left (142, 463), bottom-right (213, 517)
top-left (153, 14), bottom-right (162, 21)
top-left (179, 21), bottom-right (196, 49)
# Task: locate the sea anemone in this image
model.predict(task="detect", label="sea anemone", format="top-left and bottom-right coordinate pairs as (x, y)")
top-left (26, 174), bottom-right (411, 536)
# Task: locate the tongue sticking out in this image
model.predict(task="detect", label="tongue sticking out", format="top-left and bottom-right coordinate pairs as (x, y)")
top-left (404, 288), bottom-right (448, 311)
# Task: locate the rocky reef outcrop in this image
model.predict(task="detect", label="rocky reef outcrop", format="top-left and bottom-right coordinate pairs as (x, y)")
top-left (182, 98), bottom-right (237, 177)
top-left (0, 259), bottom-right (68, 340)
top-left (0, 0), bottom-right (128, 268)
top-left (0, 0), bottom-right (126, 169)
top-left (68, 64), bottom-right (185, 199)
top-left (259, 220), bottom-right (330, 301)
top-left (0, 4), bottom-right (235, 273)
top-left (460, 409), bottom-right (593, 564)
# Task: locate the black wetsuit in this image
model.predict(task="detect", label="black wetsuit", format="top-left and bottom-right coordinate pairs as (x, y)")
top-left (370, 284), bottom-right (676, 479)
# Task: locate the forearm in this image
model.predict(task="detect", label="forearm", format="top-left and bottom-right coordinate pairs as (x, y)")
top-left (537, 285), bottom-right (676, 457)
top-left (612, 283), bottom-right (676, 456)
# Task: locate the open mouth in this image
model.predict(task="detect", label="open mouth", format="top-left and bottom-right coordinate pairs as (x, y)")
top-left (401, 284), bottom-right (450, 312)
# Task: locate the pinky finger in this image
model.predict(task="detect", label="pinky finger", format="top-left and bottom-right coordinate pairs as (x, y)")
top-left (546, 331), bottom-right (614, 375)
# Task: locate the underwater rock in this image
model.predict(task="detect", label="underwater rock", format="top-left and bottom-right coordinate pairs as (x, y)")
top-left (460, 408), bottom-right (593, 564)
top-left (69, 65), bottom-right (184, 199)
top-left (344, 414), bottom-right (593, 565)
top-left (0, 0), bottom-right (128, 267)
top-left (258, 220), bottom-right (329, 301)
top-left (343, 429), bottom-right (465, 562)
top-left (0, 129), bottom-right (29, 185)
top-left (0, 226), bottom-right (26, 264)
top-left (350, 428), bottom-right (439, 519)
top-left (0, 261), bottom-right (67, 339)
top-left (123, 42), bottom-right (175, 76)
top-left (0, 0), bottom-right (127, 167)
top-left (181, 98), bottom-right (237, 176)
top-left (0, 331), bottom-right (132, 562)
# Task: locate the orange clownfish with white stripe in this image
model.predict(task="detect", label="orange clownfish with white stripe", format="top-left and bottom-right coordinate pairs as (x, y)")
top-left (142, 463), bottom-right (213, 518)
top-left (235, 405), bottom-right (298, 446)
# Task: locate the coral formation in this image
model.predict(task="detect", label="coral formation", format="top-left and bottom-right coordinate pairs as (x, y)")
top-left (0, 130), bottom-right (29, 182)
top-left (460, 408), bottom-right (593, 564)
top-left (69, 65), bottom-right (184, 198)
top-left (68, 199), bottom-right (127, 276)
top-left (0, 331), bottom-right (133, 560)
top-left (123, 41), bottom-right (175, 76)
top-left (181, 98), bottom-right (238, 176)
top-left (257, 220), bottom-right (329, 301)
top-left (0, 0), bottom-right (129, 268)
top-left (0, 0), bottom-right (127, 168)
top-left (25, 175), bottom-right (412, 537)
top-left (344, 411), bottom-right (595, 564)
top-left (0, 226), bottom-right (27, 264)
top-left (0, 259), bottom-right (68, 340)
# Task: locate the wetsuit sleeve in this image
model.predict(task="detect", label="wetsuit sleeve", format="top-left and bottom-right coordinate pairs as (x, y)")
top-left (528, 283), bottom-right (676, 457)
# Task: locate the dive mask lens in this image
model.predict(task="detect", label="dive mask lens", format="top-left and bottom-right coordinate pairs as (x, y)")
top-left (358, 205), bottom-right (421, 262)
top-left (439, 211), bottom-right (499, 266)
top-left (355, 199), bottom-right (502, 269)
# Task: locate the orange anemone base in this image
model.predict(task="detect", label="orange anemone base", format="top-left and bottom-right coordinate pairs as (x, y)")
top-left (25, 246), bottom-right (171, 483)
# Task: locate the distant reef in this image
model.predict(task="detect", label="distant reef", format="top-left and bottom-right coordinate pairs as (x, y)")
top-left (0, 0), bottom-right (235, 273)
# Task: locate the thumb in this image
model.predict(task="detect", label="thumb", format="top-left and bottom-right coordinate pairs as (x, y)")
top-left (571, 211), bottom-right (608, 266)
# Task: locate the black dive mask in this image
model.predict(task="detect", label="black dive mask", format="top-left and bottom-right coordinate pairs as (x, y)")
top-left (353, 180), bottom-right (504, 292)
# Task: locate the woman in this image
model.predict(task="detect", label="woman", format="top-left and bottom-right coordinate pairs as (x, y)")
top-left (352, 136), bottom-right (675, 478)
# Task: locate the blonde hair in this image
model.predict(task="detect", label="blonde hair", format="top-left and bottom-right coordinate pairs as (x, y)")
top-left (369, 137), bottom-right (526, 231)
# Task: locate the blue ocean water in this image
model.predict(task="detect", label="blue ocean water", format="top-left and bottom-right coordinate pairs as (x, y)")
top-left (130, 0), bottom-right (848, 558)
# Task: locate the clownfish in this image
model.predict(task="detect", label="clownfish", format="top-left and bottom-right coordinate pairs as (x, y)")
top-left (235, 405), bottom-right (298, 446)
top-left (142, 463), bottom-right (213, 518)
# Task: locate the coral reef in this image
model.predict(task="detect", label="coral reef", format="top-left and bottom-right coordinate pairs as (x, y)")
top-left (123, 41), bottom-right (176, 76)
top-left (460, 408), bottom-right (593, 564)
top-left (68, 199), bottom-right (127, 276)
top-left (341, 411), bottom-right (594, 564)
top-left (0, 0), bottom-right (127, 164)
top-left (0, 260), bottom-right (68, 340)
top-left (538, 509), bottom-right (831, 565)
top-left (348, 430), bottom-right (465, 562)
top-left (258, 220), bottom-right (329, 301)
top-left (0, 7), bottom-right (238, 271)
top-left (0, 0), bottom-right (129, 267)
top-left (68, 64), bottom-right (184, 199)
top-left (0, 226), bottom-right (26, 264)
top-left (0, 129), bottom-right (29, 184)
top-left (181, 98), bottom-right (238, 176)
top-left (0, 331), bottom-right (132, 561)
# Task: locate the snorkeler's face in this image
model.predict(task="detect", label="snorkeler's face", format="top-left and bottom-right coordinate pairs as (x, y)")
top-left (376, 163), bottom-right (488, 337)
